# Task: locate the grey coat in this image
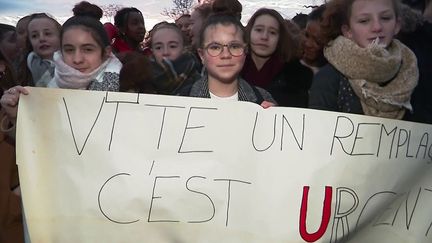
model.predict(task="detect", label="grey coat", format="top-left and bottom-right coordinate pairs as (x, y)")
top-left (179, 76), bottom-right (276, 105)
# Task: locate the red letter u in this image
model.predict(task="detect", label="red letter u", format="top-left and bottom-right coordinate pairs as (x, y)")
top-left (299, 186), bottom-right (332, 242)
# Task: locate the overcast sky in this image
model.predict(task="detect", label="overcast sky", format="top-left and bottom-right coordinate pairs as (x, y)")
top-left (0, 0), bottom-right (324, 28)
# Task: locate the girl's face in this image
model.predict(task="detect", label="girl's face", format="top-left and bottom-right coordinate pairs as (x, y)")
top-left (62, 27), bottom-right (108, 74)
top-left (0, 30), bottom-right (19, 62)
top-left (125, 12), bottom-right (146, 43)
top-left (189, 11), bottom-right (203, 48)
top-left (175, 16), bottom-right (192, 42)
top-left (342, 0), bottom-right (400, 48)
top-left (16, 18), bottom-right (30, 51)
top-left (199, 24), bottom-right (246, 84)
top-left (151, 28), bottom-right (184, 64)
top-left (28, 18), bottom-right (60, 59)
top-left (250, 14), bottom-right (279, 58)
top-left (302, 20), bottom-right (324, 65)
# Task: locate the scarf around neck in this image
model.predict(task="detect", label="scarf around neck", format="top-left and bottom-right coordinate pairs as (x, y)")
top-left (51, 51), bottom-right (122, 89)
top-left (27, 52), bottom-right (55, 87)
top-left (241, 54), bottom-right (285, 88)
top-left (324, 36), bottom-right (419, 119)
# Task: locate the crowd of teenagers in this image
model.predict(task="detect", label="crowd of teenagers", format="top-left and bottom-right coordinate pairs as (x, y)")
top-left (1, 0), bottom-right (431, 241)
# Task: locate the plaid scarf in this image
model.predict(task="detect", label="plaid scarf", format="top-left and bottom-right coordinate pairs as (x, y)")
top-left (151, 52), bottom-right (200, 94)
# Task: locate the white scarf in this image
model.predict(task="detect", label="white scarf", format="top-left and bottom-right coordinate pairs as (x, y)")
top-left (49, 51), bottom-right (122, 89)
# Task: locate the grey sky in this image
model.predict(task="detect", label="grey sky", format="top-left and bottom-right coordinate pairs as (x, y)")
top-left (0, 0), bottom-right (323, 28)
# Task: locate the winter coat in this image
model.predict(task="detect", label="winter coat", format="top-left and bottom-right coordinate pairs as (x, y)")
top-left (178, 76), bottom-right (276, 105)
top-left (398, 19), bottom-right (432, 124)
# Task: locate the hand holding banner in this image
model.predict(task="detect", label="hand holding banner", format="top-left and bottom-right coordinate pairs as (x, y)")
top-left (17, 87), bottom-right (432, 242)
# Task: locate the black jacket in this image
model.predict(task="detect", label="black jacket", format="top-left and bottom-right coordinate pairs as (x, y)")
top-left (309, 64), bottom-right (363, 114)
top-left (398, 21), bottom-right (432, 124)
top-left (262, 59), bottom-right (313, 108)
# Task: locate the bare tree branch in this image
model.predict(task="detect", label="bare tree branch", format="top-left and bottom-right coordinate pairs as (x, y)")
top-left (100, 4), bottom-right (124, 22)
top-left (161, 0), bottom-right (194, 20)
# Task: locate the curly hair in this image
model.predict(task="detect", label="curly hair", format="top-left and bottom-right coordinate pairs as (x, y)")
top-left (114, 7), bottom-right (143, 29)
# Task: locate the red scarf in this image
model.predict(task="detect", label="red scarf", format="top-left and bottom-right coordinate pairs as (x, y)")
top-left (241, 54), bottom-right (285, 88)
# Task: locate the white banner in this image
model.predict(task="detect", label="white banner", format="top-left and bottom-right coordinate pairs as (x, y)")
top-left (16, 87), bottom-right (432, 243)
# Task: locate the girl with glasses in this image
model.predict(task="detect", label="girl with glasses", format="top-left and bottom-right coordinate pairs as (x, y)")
top-left (179, 13), bottom-right (276, 108)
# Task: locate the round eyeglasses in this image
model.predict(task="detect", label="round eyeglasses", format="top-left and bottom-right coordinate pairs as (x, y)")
top-left (204, 42), bottom-right (246, 57)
